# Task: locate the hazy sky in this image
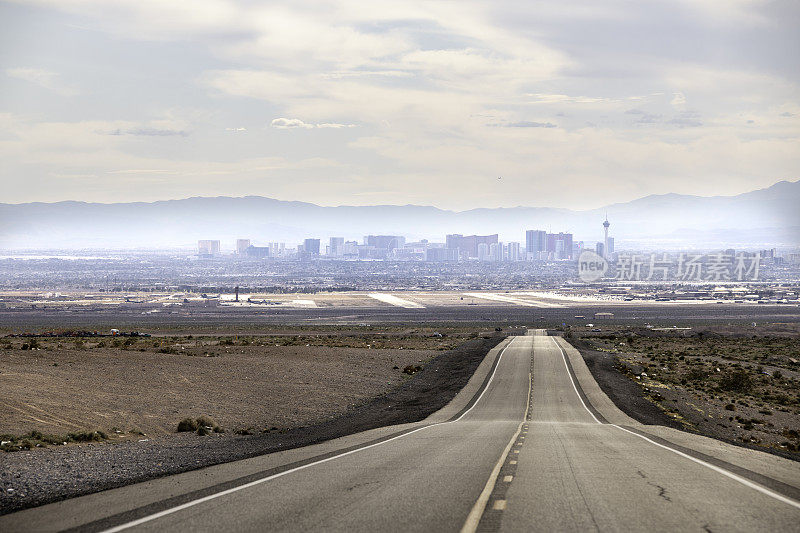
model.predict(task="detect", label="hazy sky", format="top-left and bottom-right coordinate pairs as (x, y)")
top-left (1, 1), bottom-right (798, 209)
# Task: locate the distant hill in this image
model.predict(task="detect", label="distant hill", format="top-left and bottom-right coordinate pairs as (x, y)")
top-left (1, 179), bottom-right (798, 250)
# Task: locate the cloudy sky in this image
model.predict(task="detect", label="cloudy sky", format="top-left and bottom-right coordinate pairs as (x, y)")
top-left (1, 0), bottom-right (798, 209)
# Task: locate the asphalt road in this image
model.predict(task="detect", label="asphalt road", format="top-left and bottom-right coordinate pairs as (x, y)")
top-left (3, 331), bottom-right (799, 532)
top-left (2, 301), bottom-right (799, 331)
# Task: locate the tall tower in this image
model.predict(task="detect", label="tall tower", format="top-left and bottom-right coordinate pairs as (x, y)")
top-left (603, 216), bottom-right (610, 260)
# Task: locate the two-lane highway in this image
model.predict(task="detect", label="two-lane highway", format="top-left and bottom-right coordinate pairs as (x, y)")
top-left (501, 334), bottom-right (800, 532)
top-left (2, 332), bottom-right (799, 532)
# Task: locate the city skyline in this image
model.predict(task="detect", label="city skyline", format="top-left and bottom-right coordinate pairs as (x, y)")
top-left (212, 220), bottom-right (603, 261)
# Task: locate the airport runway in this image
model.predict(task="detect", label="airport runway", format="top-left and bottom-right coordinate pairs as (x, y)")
top-left (3, 332), bottom-right (799, 532)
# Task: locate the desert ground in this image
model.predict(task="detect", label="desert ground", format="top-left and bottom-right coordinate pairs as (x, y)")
top-left (568, 323), bottom-right (800, 457)
top-left (0, 328), bottom-right (506, 514)
top-left (0, 327), bottom-right (495, 450)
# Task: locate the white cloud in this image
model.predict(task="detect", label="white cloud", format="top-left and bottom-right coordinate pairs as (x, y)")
top-left (271, 118), bottom-right (314, 129)
top-left (527, 94), bottom-right (611, 105)
top-left (487, 121), bottom-right (558, 128)
top-left (5, 67), bottom-right (76, 95)
top-left (670, 92), bottom-right (687, 108)
top-left (270, 118), bottom-right (355, 129)
top-left (1, 1), bottom-right (798, 208)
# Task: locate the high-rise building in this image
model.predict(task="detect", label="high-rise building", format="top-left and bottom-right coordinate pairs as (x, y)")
top-left (546, 232), bottom-right (573, 260)
top-left (425, 247), bottom-right (458, 261)
top-left (606, 236), bottom-right (614, 256)
top-left (364, 235), bottom-right (405, 250)
top-left (197, 240), bottom-right (220, 257)
top-left (303, 238), bottom-right (320, 255)
top-left (245, 246), bottom-right (269, 258)
top-left (236, 239), bottom-right (251, 254)
top-left (477, 242), bottom-right (490, 261)
top-left (554, 238), bottom-right (565, 260)
top-left (603, 216), bottom-right (611, 260)
top-left (329, 237), bottom-right (345, 257)
top-left (596, 242), bottom-right (605, 257)
top-left (344, 241), bottom-right (359, 257)
top-left (506, 242), bottom-right (521, 261)
top-left (488, 242), bottom-right (503, 261)
top-left (268, 242), bottom-right (286, 258)
top-left (525, 230), bottom-right (546, 260)
top-left (446, 234), bottom-right (498, 259)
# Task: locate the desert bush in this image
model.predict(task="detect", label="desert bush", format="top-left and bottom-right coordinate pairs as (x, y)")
top-left (402, 365), bottom-right (423, 375)
top-left (195, 415), bottom-right (217, 428)
top-left (196, 415), bottom-right (221, 435)
top-left (178, 415), bottom-right (222, 434)
top-left (177, 418), bottom-right (198, 432)
top-left (67, 430), bottom-right (107, 442)
top-left (773, 393), bottom-right (792, 405)
top-left (718, 369), bottom-right (753, 393)
top-left (683, 367), bottom-right (709, 382)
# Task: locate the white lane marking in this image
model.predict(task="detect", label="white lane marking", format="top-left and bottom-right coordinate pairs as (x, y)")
top-left (610, 424), bottom-right (800, 511)
top-left (492, 500), bottom-right (507, 510)
top-left (551, 336), bottom-right (800, 511)
top-left (101, 337), bottom-right (520, 533)
top-left (503, 476), bottom-right (513, 482)
top-left (460, 346), bottom-right (533, 533)
top-left (367, 293), bottom-right (425, 309)
top-left (452, 337), bottom-right (518, 422)
top-left (551, 337), bottom-right (601, 424)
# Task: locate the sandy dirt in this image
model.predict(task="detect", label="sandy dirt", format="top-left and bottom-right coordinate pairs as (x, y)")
top-left (0, 343), bottom-right (433, 439)
top-left (0, 334), bottom-right (505, 514)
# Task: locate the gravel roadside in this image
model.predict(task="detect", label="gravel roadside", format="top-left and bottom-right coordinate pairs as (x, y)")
top-left (564, 336), bottom-right (683, 428)
top-left (565, 335), bottom-right (800, 462)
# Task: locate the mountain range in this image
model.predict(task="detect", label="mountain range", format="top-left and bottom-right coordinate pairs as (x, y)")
top-left (1, 179), bottom-right (798, 250)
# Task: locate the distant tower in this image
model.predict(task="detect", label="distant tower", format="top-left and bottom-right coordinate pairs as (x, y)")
top-left (603, 215), bottom-right (611, 260)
